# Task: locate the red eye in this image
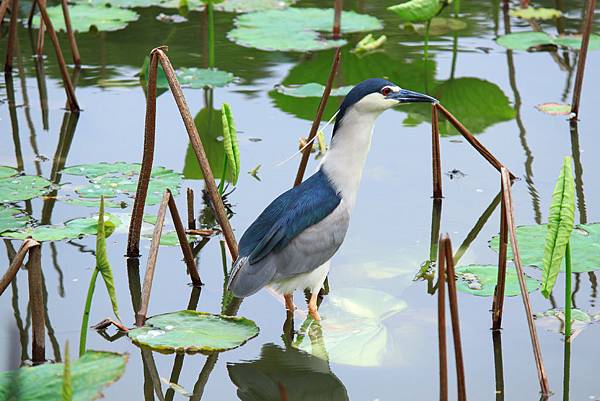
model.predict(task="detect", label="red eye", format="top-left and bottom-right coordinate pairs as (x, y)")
top-left (381, 87), bottom-right (391, 96)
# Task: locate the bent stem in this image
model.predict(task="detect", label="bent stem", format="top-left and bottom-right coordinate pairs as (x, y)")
top-left (79, 268), bottom-right (99, 356)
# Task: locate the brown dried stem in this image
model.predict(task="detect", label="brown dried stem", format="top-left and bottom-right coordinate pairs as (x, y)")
top-left (570, 0), bottom-right (596, 118)
top-left (28, 244), bottom-right (45, 364)
top-left (333, 0), bottom-right (343, 39)
top-left (492, 178), bottom-right (508, 330)
top-left (60, 0), bottom-right (80, 66)
top-left (431, 104), bottom-right (443, 199)
top-left (26, 0), bottom-right (36, 27)
top-left (167, 189), bottom-right (202, 286)
top-left (3, 0), bottom-right (19, 73)
top-left (0, 239), bottom-right (40, 296)
top-left (294, 48), bottom-right (341, 187)
top-left (437, 103), bottom-right (514, 179)
top-left (155, 47), bottom-right (238, 259)
top-left (442, 235), bottom-right (467, 401)
top-left (187, 187), bottom-right (196, 230)
top-left (136, 191), bottom-right (170, 327)
top-left (0, 0), bottom-right (10, 24)
top-left (437, 235), bottom-right (448, 401)
top-left (500, 167), bottom-right (550, 395)
top-left (36, 0), bottom-right (79, 111)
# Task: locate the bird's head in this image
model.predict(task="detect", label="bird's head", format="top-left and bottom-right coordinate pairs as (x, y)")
top-left (333, 78), bottom-right (437, 134)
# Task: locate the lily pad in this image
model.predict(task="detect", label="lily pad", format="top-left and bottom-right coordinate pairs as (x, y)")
top-left (274, 83), bottom-right (353, 98)
top-left (455, 264), bottom-right (540, 297)
top-left (128, 310), bottom-right (259, 353)
top-left (31, 4), bottom-right (139, 32)
top-left (215, 0), bottom-right (297, 12)
top-left (2, 214), bottom-right (120, 241)
top-left (72, 0), bottom-right (164, 7)
top-left (554, 34), bottom-right (600, 50)
top-left (0, 206), bottom-right (30, 234)
top-left (0, 166), bottom-right (17, 179)
top-left (536, 102), bottom-right (572, 116)
top-left (535, 308), bottom-right (600, 335)
top-left (388, 0), bottom-right (445, 23)
top-left (0, 175), bottom-right (53, 203)
top-left (0, 350), bottom-right (128, 400)
top-left (63, 162), bottom-right (141, 178)
top-left (509, 7), bottom-right (562, 20)
top-left (490, 223), bottom-right (600, 272)
top-left (497, 31), bottom-right (600, 51)
top-left (411, 17), bottom-right (468, 36)
top-left (176, 67), bottom-right (236, 89)
top-left (228, 8), bottom-right (382, 52)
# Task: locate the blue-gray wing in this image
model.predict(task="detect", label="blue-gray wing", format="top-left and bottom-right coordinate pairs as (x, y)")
top-left (228, 170), bottom-right (341, 297)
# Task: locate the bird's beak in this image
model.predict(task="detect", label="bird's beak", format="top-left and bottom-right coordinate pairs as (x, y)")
top-left (387, 89), bottom-right (437, 104)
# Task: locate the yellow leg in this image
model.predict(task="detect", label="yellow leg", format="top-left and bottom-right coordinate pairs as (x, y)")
top-left (284, 293), bottom-right (296, 311)
top-left (308, 291), bottom-right (321, 321)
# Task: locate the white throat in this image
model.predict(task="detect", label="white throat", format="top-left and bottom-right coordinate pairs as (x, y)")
top-left (320, 105), bottom-right (382, 209)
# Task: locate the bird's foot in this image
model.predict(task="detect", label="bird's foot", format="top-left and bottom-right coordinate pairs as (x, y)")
top-left (284, 294), bottom-right (296, 311)
top-left (308, 304), bottom-right (321, 321)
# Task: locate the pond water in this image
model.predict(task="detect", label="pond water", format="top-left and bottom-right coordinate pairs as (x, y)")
top-left (2, 0), bottom-right (600, 400)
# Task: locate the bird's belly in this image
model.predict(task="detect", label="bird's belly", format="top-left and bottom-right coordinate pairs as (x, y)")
top-left (269, 262), bottom-right (330, 295)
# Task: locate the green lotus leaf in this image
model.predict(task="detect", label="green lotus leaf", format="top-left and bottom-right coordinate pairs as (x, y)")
top-left (63, 162), bottom-right (141, 178)
top-left (228, 8), bottom-right (382, 52)
top-left (455, 264), bottom-right (540, 297)
top-left (411, 17), bottom-right (467, 36)
top-left (0, 206), bottom-right (30, 234)
top-left (535, 308), bottom-right (599, 335)
top-left (388, 0), bottom-right (445, 22)
top-left (0, 166), bottom-right (18, 179)
top-left (326, 288), bottom-right (408, 320)
top-left (128, 310), bottom-right (259, 353)
top-left (2, 214), bottom-right (120, 241)
top-left (31, 4), bottom-right (139, 32)
top-left (215, 0), bottom-right (297, 13)
top-left (0, 351), bottom-right (127, 401)
top-left (554, 34), bottom-right (600, 50)
top-left (509, 7), bottom-right (562, 20)
top-left (274, 83), bottom-right (353, 98)
top-left (176, 67), bottom-right (236, 89)
top-left (72, 0), bottom-right (164, 8)
top-left (496, 31), bottom-right (553, 50)
top-left (0, 175), bottom-right (53, 203)
top-left (490, 223), bottom-right (600, 273)
top-left (62, 198), bottom-right (129, 208)
top-left (535, 102), bottom-right (572, 116)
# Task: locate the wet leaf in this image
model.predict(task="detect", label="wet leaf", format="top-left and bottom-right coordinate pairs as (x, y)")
top-left (96, 198), bottom-right (120, 320)
top-left (0, 206), bottom-right (30, 234)
top-left (274, 83), bottom-right (353, 98)
top-left (536, 102), bottom-right (572, 116)
top-left (554, 34), bottom-right (600, 50)
top-left (215, 0), bottom-right (297, 13)
top-left (228, 8), bottom-right (382, 52)
top-left (176, 67), bottom-right (236, 89)
top-left (31, 4), bottom-right (139, 32)
top-left (72, 0), bottom-right (164, 7)
top-left (490, 223), bottom-right (600, 272)
top-left (326, 288), bottom-right (407, 320)
top-left (0, 175), bottom-right (53, 203)
top-left (221, 103), bottom-right (241, 185)
top-left (0, 166), bottom-right (18, 179)
top-left (62, 198), bottom-right (129, 209)
top-left (352, 33), bottom-right (387, 53)
top-left (128, 310), bottom-right (259, 353)
top-left (0, 351), bottom-right (128, 400)
top-left (388, 0), bottom-right (445, 22)
top-left (411, 17), bottom-right (467, 36)
top-left (541, 157), bottom-right (575, 298)
top-left (497, 31), bottom-right (600, 50)
top-left (2, 214), bottom-right (120, 241)
top-left (455, 264), bottom-right (539, 297)
top-left (509, 7), bottom-right (562, 20)
top-left (535, 308), bottom-right (598, 335)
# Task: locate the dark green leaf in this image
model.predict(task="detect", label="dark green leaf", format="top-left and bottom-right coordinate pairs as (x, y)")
top-left (388, 0), bottom-right (444, 22)
top-left (455, 264), bottom-right (539, 297)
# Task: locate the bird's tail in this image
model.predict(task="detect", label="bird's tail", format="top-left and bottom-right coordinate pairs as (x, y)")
top-left (227, 256), bottom-right (276, 298)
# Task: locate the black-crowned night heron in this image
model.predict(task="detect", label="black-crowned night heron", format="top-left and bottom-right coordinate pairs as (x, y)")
top-left (228, 78), bottom-right (436, 320)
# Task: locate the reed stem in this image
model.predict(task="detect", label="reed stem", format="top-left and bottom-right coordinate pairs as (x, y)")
top-left (3, 0), bottom-right (19, 73)
top-left (570, 0), bottom-right (595, 118)
top-left (0, 239), bottom-right (39, 296)
top-left (333, 0), bottom-right (343, 39)
top-left (492, 179), bottom-right (508, 330)
top-left (187, 188), bottom-right (196, 230)
top-left (431, 104), bottom-right (443, 199)
top-left (294, 48), bottom-right (341, 187)
top-left (28, 244), bottom-right (45, 364)
top-left (437, 235), bottom-right (448, 401)
top-left (60, 0), bottom-right (80, 66)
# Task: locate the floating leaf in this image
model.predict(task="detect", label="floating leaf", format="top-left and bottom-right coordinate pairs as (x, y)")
top-left (554, 34), bottom-right (600, 50)
top-left (535, 308), bottom-right (599, 335)
top-left (274, 83), bottom-right (353, 98)
top-left (497, 31), bottom-right (600, 50)
top-left (62, 198), bottom-right (128, 208)
top-left (0, 175), bottom-right (53, 203)
top-left (228, 8), bottom-right (382, 52)
top-left (72, 0), bottom-right (164, 7)
top-left (541, 157), bottom-right (575, 298)
top-left (509, 7), bottom-right (562, 20)
top-left (128, 310), bottom-right (259, 353)
top-left (411, 17), bottom-right (467, 36)
top-left (536, 102), bottom-right (572, 116)
top-left (31, 4), bottom-right (139, 32)
top-left (490, 223), bottom-right (600, 273)
top-left (96, 198), bottom-right (120, 320)
top-left (0, 206), bottom-right (30, 234)
top-left (221, 103), bottom-right (241, 185)
top-left (228, 343), bottom-right (349, 401)
top-left (0, 166), bottom-right (17, 179)
top-left (0, 351), bottom-right (128, 400)
top-left (2, 214), bottom-right (120, 241)
top-left (388, 0), bottom-right (444, 22)
top-left (215, 0), bottom-right (296, 12)
top-left (176, 68), bottom-right (236, 89)
top-left (455, 264), bottom-right (540, 297)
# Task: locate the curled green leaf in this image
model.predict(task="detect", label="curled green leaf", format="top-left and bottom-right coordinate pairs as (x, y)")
top-left (221, 103), bottom-right (240, 185)
top-left (96, 198), bottom-right (120, 320)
